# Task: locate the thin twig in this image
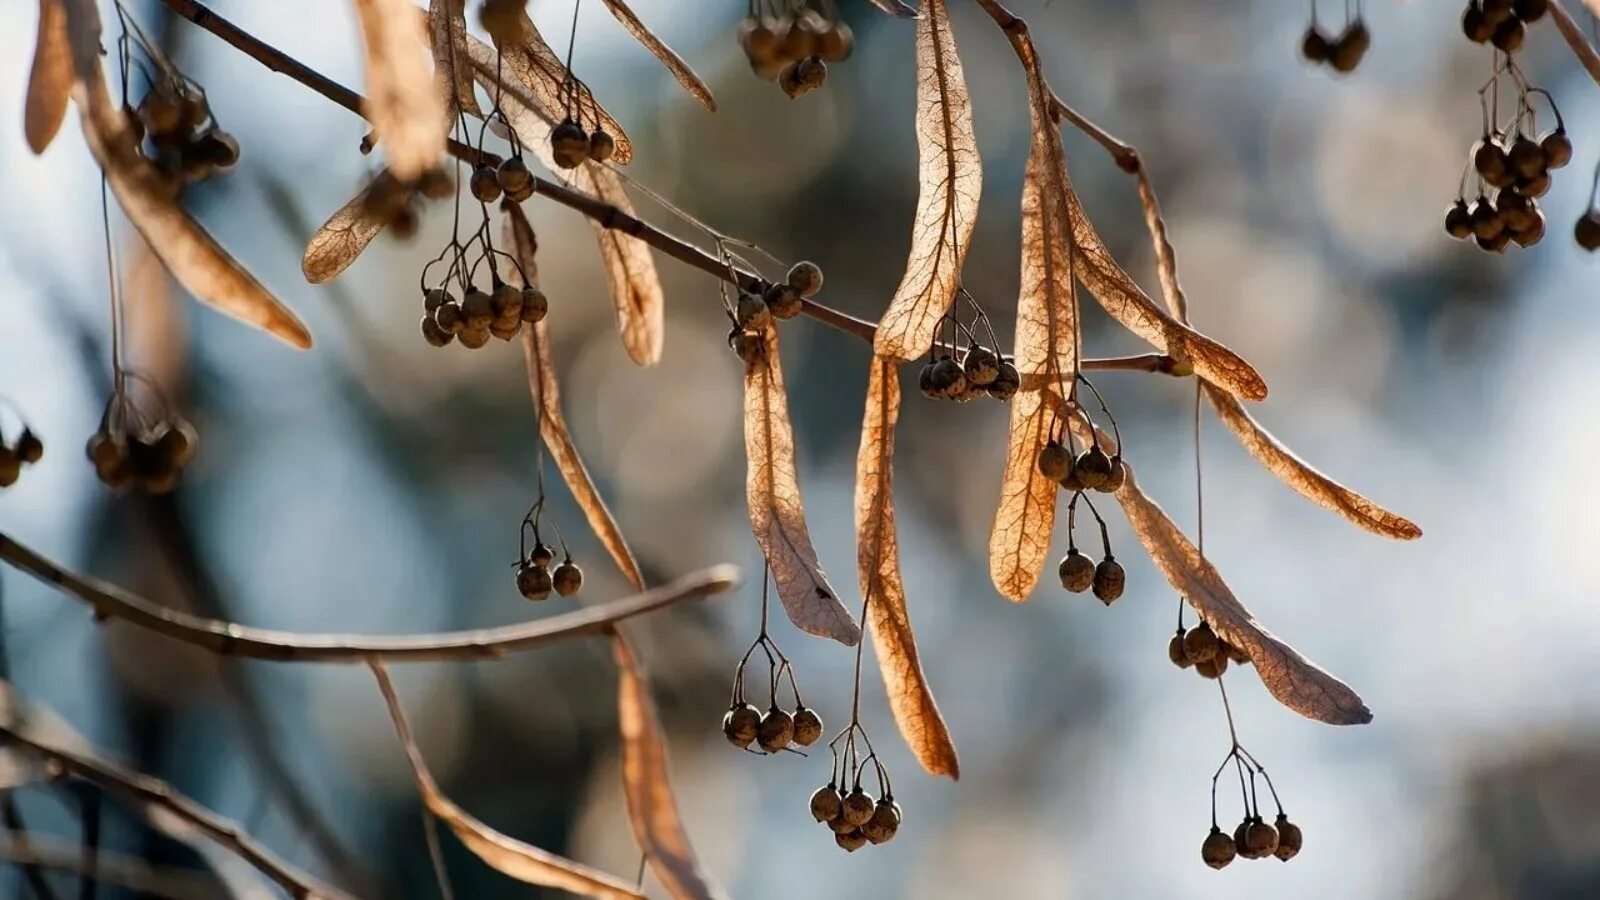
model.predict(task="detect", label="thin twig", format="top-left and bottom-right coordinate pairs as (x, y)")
top-left (0, 835), bottom-right (217, 900)
top-left (0, 532), bottom-right (737, 662)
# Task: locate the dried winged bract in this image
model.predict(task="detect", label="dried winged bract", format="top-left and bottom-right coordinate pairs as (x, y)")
top-left (856, 356), bottom-right (960, 777)
top-left (1132, 167), bottom-right (1189, 325)
top-left (505, 204), bottom-right (646, 589)
top-left (597, 0), bottom-right (716, 112)
top-left (61, 0), bottom-right (311, 349)
top-left (1203, 383), bottom-right (1421, 540)
top-left (351, 0), bottom-right (446, 180)
top-left (613, 638), bottom-right (730, 900)
top-left (743, 325), bottom-right (861, 645)
top-left (988, 385), bottom-right (1061, 601)
top-left (874, 0), bottom-right (980, 361)
top-left (1114, 466), bottom-right (1373, 726)
top-left (1558, 1), bottom-right (1600, 87)
top-left (370, 662), bottom-right (645, 899)
top-left (496, 11), bottom-right (633, 163)
top-left (25, 0), bottom-right (72, 154)
top-left (302, 175), bottom-right (391, 284)
top-left (428, 0), bottom-right (482, 119)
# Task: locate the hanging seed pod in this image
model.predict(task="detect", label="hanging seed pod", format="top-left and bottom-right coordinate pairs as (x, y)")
top-left (778, 14), bottom-right (817, 60)
top-left (791, 707), bottom-right (823, 747)
top-left (1469, 198), bottom-right (1505, 241)
top-left (1233, 819), bottom-right (1256, 859)
top-left (735, 292), bottom-right (771, 330)
top-left (479, 0), bottom-right (525, 45)
top-left (1475, 230), bottom-right (1512, 254)
top-left (16, 429), bottom-right (44, 465)
top-left (530, 542), bottom-right (555, 566)
top-left (1183, 621), bottom-right (1220, 663)
top-left (756, 707), bottom-right (794, 752)
top-left (1473, 138), bottom-right (1512, 185)
top-left (86, 431), bottom-right (121, 468)
top-left (841, 787), bottom-right (876, 827)
top-left (786, 261), bottom-right (824, 296)
top-left (778, 62), bottom-right (807, 99)
top-left (588, 130), bottom-right (615, 163)
top-left (139, 83), bottom-right (188, 137)
top-left (1482, 0), bottom-right (1516, 25)
top-left (1511, 211), bottom-right (1545, 248)
top-left (1462, 2), bottom-right (1495, 43)
top-left (750, 55), bottom-right (787, 82)
top-left (918, 361), bottom-right (940, 400)
top-left (825, 812), bottom-right (858, 835)
top-left (1059, 464), bottom-right (1087, 493)
top-left (434, 300), bottom-right (465, 335)
top-left (417, 168), bottom-right (455, 202)
top-left (1245, 818), bottom-right (1280, 858)
top-left (421, 315), bottom-right (454, 347)
top-left (1223, 640), bottom-right (1250, 665)
top-left (462, 289), bottom-right (495, 329)
top-left (763, 282), bottom-right (804, 319)
top-left (0, 449), bottom-right (19, 488)
top-left (1509, 134), bottom-right (1547, 180)
top-left (1195, 654), bottom-right (1229, 679)
top-left (927, 357), bottom-right (966, 398)
top-left (816, 21), bottom-right (855, 62)
top-left (196, 130), bottom-right (239, 170)
top-left (1092, 557), bottom-right (1125, 605)
top-left (505, 177), bottom-right (535, 204)
top-left (551, 560), bottom-right (583, 596)
top-left (1541, 129), bottom-right (1573, 169)
top-left (809, 784), bottom-right (844, 823)
top-left (1273, 815), bottom-right (1303, 861)
top-left (1491, 17), bottom-right (1525, 53)
top-left (1328, 20), bottom-right (1370, 73)
top-left (491, 282), bottom-right (525, 322)
top-left (470, 165), bottom-right (502, 203)
top-left (1168, 630), bottom-right (1192, 668)
top-left (738, 16), bottom-right (781, 63)
top-left (1202, 826), bottom-right (1237, 870)
top-left (1574, 210), bottom-right (1600, 250)
top-left (550, 119), bottom-right (591, 169)
top-left (962, 346), bottom-right (1000, 386)
top-left (1444, 200), bottom-right (1474, 240)
top-left (1497, 189), bottom-right (1537, 233)
top-left (496, 155), bottom-right (532, 195)
top-left (1300, 26), bottom-right (1331, 63)
top-left (1098, 456), bottom-right (1126, 493)
top-left (834, 829), bottom-right (867, 852)
top-left (987, 359), bottom-right (1021, 401)
top-left (796, 55), bottom-right (828, 90)
top-left (731, 330), bottom-right (763, 365)
top-left (489, 320), bottom-right (521, 342)
top-left (1074, 446), bottom-right (1113, 489)
top-left (1036, 440), bottom-right (1071, 480)
top-left (423, 288), bottom-right (449, 313)
top-left (516, 562), bottom-right (553, 601)
top-left (860, 799), bottom-right (902, 845)
top-left (1519, 169), bottom-right (1552, 198)
top-left (722, 703), bottom-right (761, 748)
top-left (1058, 549), bottom-right (1095, 593)
top-left (519, 287), bottom-right (548, 323)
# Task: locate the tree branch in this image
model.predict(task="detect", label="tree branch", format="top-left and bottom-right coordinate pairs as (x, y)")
top-left (0, 835), bottom-right (217, 900)
top-left (0, 533), bottom-right (737, 663)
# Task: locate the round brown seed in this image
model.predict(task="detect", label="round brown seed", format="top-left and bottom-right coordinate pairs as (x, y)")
top-left (1059, 549), bottom-right (1095, 593)
top-left (722, 703), bottom-right (761, 748)
top-left (756, 707), bottom-right (794, 752)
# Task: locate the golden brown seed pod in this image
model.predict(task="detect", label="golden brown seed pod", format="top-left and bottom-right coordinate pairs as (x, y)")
top-left (735, 292), bottom-right (772, 330)
top-left (1223, 640), bottom-right (1250, 666)
top-left (1541, 129), bottom-right (1573, 170)
top-left (1576, 211), bottom-right (1600, 251)
top-left (422, 315), bottom-right (454, 347)
top-left (1245, 819), bottom-right (1280, 858)
top-left (492, 282), bottom-right (524, 321)
top-left (792, 707), bottom-right (823, 747)
top-left (860, 799), bottom-right (902, 845)
top-left (1036, 441), bottom-right (1071, 480)
top-left (457, 324), bottom-right (491, 349)
top-left (1327, 20), bottom-right (1369, 73)
top-left (520, 287), bottom-right (548, 323)
top-left (809, 784), bottom-right (843, 823)
top-left (423, 288), bottom-right (449, 313)
top-left (1519, 169), bottom-right (1552, 199)
top-left (516, 563), bottom-right (552, 601)
top-left (1444, 200), bottom-right (1474, 240)
top-left (588, 130), bottom-right (616, 163)
top-left (777, 15), bottom-right (814, 61)
top-left (1194, 654), bottom-right (1229, 679)
top-left (1092, 557), bottom-right (1125, 605)
top-left (1470, 199), bottom-right (1505, 241)
top-left (198, 130), bottom-right (240, 169)
top-left (1509, 134), bottom-right (1546, 180)
top-left (470, 165), bottom-right (502, 203)
top-left (416, 167), bottom-right (454, 201)
top-left (550, 120), bottom-right (590, 170)
top-left (763, 282), bottom-right (804, 319)
top-left (489, 319), bottom-right (521, 342)
top-left (962, 346), bottom-right (1000, 386)
top-left (1202, 826), bottom-right (1237, 870)
top-left (0, 450), bottom-right (19, 488)
top-left (841, 787), bottom-right (876, 827)
top-left (756, 707), bottom-right (794, 752)
top-left (1273, 815), bottom-right (1303, 861)
top-left (1183, 621), bottom-right (1220, 663)
top-left (1168, 630), bottom-right (1192, 669)
top-left (434, 301), bottom-right (465, 335)
top-left (1300, 26), bottom-right (1331, 63)
top-left (1475, 230), bottom-right (1511, 254)
top-left (496, 156), bottom-right (532, 194)
top-left (786, 260), bottom-right (824, 296)
top-left (796, 55), bottom-right (828, 89)
top-left (987, 360), bottom-right (1021, 401)
top-left (86, 432), bottom-right (122, 468)
top-left (737, 16), bottom-right (781, 63)
top-left (1511, 211), bottom-right (1545, 248)
top-left (462, 289), bottom-right (494, 329)
top-left (551, 560), bottom-right (583, 597)
top-left (1075, 446), bottom-right (1113, 489)
top-left (1098, 455), bottom-right (1126, 493)
top-left (1058, 549), bottom-right (1095, 593)
top-left (834, 829), bottom-right (867, 852)
top-left (825, 813), bottom-right (857, 835)
top-left (530, 542), bottom-right (555, 566)
top-left (16, 429), bottom-right (44, 465)
top-left (722, 703), bottom-right (761, 748)
top-left (816, 21), bottom-right (855, 62)
top-left (1490, 16), bottom-right (1525, 53)
top-left (917, 361), bottom-right (941, 400)
top-left (1233, 819), bottom-right (1257, 858)
top-left (927, 357), bottom-right (966, 398)
top-left (750, 55), bottom-right (787, 82)
top-left (1473, 138), bottom-right (1511, 185)
top-left (139, 83), bottom-right (188, 137)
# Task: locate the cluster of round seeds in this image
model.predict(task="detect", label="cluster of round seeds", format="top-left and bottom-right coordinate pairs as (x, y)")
top-left (1447, 125), bottom-right (1567, 252)
top-left (917, 344), bottom-right (1020, 403)
top-left (724, 701), bottom-right (824, 753)
top-left (737, 4), bottom-right (853, 98)
top-left (1300, 10), bottom-right (1371, 74)
top-left (127, 76), bottom-right (239, 185)
top-left (0, 420), bottom-right (43, 489)
top-left (514, 540), bottom-right (583, 602)
top-left (734, 261), bottom-right (824, 333)
top-left (85, 413), bottom-right (196, 495)
top-left (548, 119), bottom-right (616, 170)
top-left (1056, 483), bottom-right (1125, 605)
top-left (809, 781), bottom-right (900, 851)
top-left (1204, 813), bottom-right (1303, 869)
top-left (1166, 619), bottom-right (1250, 679)
top-left (1461, 0), bottom-right (1546, 51)
top-left (419, 279), bottom-right (547, 349)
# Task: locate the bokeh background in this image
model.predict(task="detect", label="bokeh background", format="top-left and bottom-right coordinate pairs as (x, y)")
top-left (3, 0), bottom-right (1599, 897)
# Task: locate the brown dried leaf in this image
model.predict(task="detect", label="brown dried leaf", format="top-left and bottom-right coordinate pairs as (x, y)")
top-left (497, 12), bottom-right (633, 164)
top-left (612, 638), bottom-right (729, 900)
top-left (61, 1), bottom-right (311, 350)
top-left (25, 0), bottom-right (72, 154)
top-left (1203, 383), bottom-right (1421, 540)
top-left (351, 0), bottom-right (446, 180)
top-left (856, 356), bottom-right (960, 778)
top-left (1558, 1), bottom-right (1600, 87)
top-left (1114, 466), bottom-right (1372, 725)
top-left (744, 326), bottom-right (860, 645)
top-left (988, 385), bottom-right (1060, 601)
top-left (370, 661), bottom-right (645, 899)
top-left (428, 0), bottom-right (481, 119)
top-left (598, 0), bottom-right (716, 112)
top-left (874, 0), bottom-right (980, 361)
top-left (302, 177), bottom-right (389, 284)
top-left (505, 206), bottom-right (648, 590)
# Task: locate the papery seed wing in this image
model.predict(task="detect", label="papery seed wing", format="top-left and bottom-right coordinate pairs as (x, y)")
top-left (428, 0), bottom-right (482, 119)
top-left (302, 177), bottom-right (390, 284)
top-left (598, 0), bottom-right (715, 111)
top-left (351, 0), bottom-right (446, 180)
top-left (25, 0), bottom-right (72, 154)
top-left (988, 385), bottom-right (1059, 601)
top-left (496, 12), bottom-right (633, 163)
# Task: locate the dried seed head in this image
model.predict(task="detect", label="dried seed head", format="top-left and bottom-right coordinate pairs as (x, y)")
top-left (423, 288), bottom-right (449, 313)
top-left (588, 130), bottom-right (615, 163)
top-left (842, 787), bottom-right (876, 827)
top-left (1510, 210), bottom-right (1545, 248)
top-left (1574, 210), bottom-right (1600, 251)
top-left (470, 165), bottom-right (502, 203)
top-left (1497, 189), bottom-right (1536, 232)
top-left (496, 156), bottom-right (532, 194)
top-left (1491, 17), bottom-right (1525, 53)
top-left (1541, 129), bottom-right (1572, 169)
top-left (139, 83), bottom-right (188, 137)
top-left (0, 450), bottom-right (19, 488)
top-left (1036, 441), bottom-right (1072, 480)
top-left (1475, 230), bottom-right (1512, 254)
top-left (1469, 198), bottom-right (1505, 241)
top-left (1183, 621), bottom-right (1220, 663)
top-left (520, 287), bottom-right (548, 323)
top-left (962, 346), bottom-right (1000, 386)
top-left (1074, 446), bottom-right (1113, 489)
top-left (422, 315), bottom-right (455, 347)
top-left (735, 292), bottom-right (772, 330)
top-left (763, 282), bottom-right (804, 320)
top-left (1092, 557), bottom-right (1125, 605)
top-left (778, 15), bottom-right (816, 60)
top-left (1519, 168), bottom-right (1552, 198)
top-left (1058, 549), bottom-right (1095, 593)
top-left (927, 357), bottom-right (966, 398)
top-left (756, 707), bottom-right (794, 752)
top-left (825, 812), bottom-right (858, 834)
top-left (1482, 0), bottom-right (1516, 25)
top-left (791, 707), bottom-right (823, 747)
top-left (492, 282), bottom-right (525, 321)
top-left (1194, 654), bottom-right (1229, 679)
top-left (722, 703), bottom-right (761, 748)
top-left (550, 561), bottom-right (583, 597)
top-left (1328, 20), bottom-right (1370, 73)
top-left (16, 429), bottom-right (44, 465)
top-left (860, 799), bottom-right (902, 845)
top-left (462, 289), bottom-right (495, 329)
top-left (1233, 819), bottom-right (1255, 858)
top-left (1444, 200), bottom-right (1474, 240)
top-left (1246, 819), bottom-right (1280, 858)
top-left (1462, 3), bottom-right (1494, 43)
top-left (1098, 455), bottom-right (1126, 493)
top-left (516, 563), bottom-right (553, 601)
top-left (738, 16), bottom-right (781, 62)
top-left (809, 784), bottom-right (844, 822)
top-left (530, 542), bottom-right (555, 566)
top-left (1300, 26), bottom-right (1331, 63)
top-left (1202, 826), bottom-right (1237, 870)
top-left (1509, 134), bottom-right (1547, 180)
top-left (796, 55), bottom-right (828, 88)
top-left (987, 359), bottom-right (1021, 401)
top-left (1168, 630), bottom-right (1193, 668)
top-left (816, 21), bottom-right (855, 62)
top-left (550, 120), bottom-right (591, 170)
top-left (1473, 139), bottom-right (1510, 184)
top-left (86, 432), bottom-right (122, 468)
top-left (834, 829), bottom-right (867, 852)
top-left (785, 261), bottom-right (824, 296)
top-left (434, 300), bottom-right (465, 334)
top-left (1273, 815), bottom-right (1303, 861)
